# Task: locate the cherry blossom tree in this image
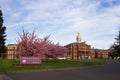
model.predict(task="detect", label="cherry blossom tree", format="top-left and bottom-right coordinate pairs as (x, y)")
top-left (17, 29), bottom-right (68, 59)
top-left (17, 29), bottom-right (50, 57)
top-left (45, 43), bottom-right (68, 59)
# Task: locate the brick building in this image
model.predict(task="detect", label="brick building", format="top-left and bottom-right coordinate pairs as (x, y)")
top-left (94, 49), bottom-right (109, 58)
top-left (65, 32), bottom-right (95, 60)
top-left (65, 32), bottom-right (109, 60)
top-left (65, 42), bottom-right (95, 60)
top-left (6, 44), bottom-right (18, 59)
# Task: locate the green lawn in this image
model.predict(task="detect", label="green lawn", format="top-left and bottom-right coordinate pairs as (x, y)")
top-left (0, 59), bottom-right (108, 73)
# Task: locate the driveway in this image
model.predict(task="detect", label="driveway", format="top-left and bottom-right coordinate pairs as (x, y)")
top-left (1, 61), bottom-right (120, 80)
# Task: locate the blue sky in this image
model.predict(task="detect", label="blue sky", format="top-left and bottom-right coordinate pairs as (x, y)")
top-left (0, 0), bottom-right (120, 49)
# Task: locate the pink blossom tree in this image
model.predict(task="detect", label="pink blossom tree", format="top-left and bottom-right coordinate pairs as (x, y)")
top-left (45, 43), bottom-right (68, 59)
top-left (17, 29), bottom-right (50, 57)
top-left (17, 29), bottom-right (68, 60)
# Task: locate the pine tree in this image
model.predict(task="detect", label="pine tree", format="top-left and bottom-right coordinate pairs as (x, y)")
top-left (0, 9), bottom-right (6, 54)
top-left (109, 30), bottom-right (120, 59)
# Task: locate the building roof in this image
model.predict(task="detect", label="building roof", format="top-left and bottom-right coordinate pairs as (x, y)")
top-left (65, 42), bottom-right (91, 47)
top-left (7, 44), bottom-right (17, 46)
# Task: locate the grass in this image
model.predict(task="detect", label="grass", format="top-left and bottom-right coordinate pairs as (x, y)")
top-left (0, 59), bottom-right (108, 73)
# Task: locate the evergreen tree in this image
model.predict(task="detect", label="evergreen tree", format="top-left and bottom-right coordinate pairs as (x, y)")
top-left (0, 9), bottom-right (6, 54)
top-left (109, 30), bottom-right (120, 59)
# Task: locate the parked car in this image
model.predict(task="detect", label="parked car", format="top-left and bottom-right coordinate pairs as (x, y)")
top-left (57, 57), bottom-right (66, 60)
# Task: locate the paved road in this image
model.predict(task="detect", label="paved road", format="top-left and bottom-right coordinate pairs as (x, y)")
top-left (2, 62), bottom-right (120, 80)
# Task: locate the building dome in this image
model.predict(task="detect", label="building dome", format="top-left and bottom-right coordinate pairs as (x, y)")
top-left (76, 32), bottom-right (82, 43)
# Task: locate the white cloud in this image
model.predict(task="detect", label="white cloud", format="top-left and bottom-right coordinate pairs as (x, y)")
top-left (1, 0), bottom-right (120, 49)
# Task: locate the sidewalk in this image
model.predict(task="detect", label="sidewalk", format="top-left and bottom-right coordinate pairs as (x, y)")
top-left (0, 74), bottom-right (13, 80)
